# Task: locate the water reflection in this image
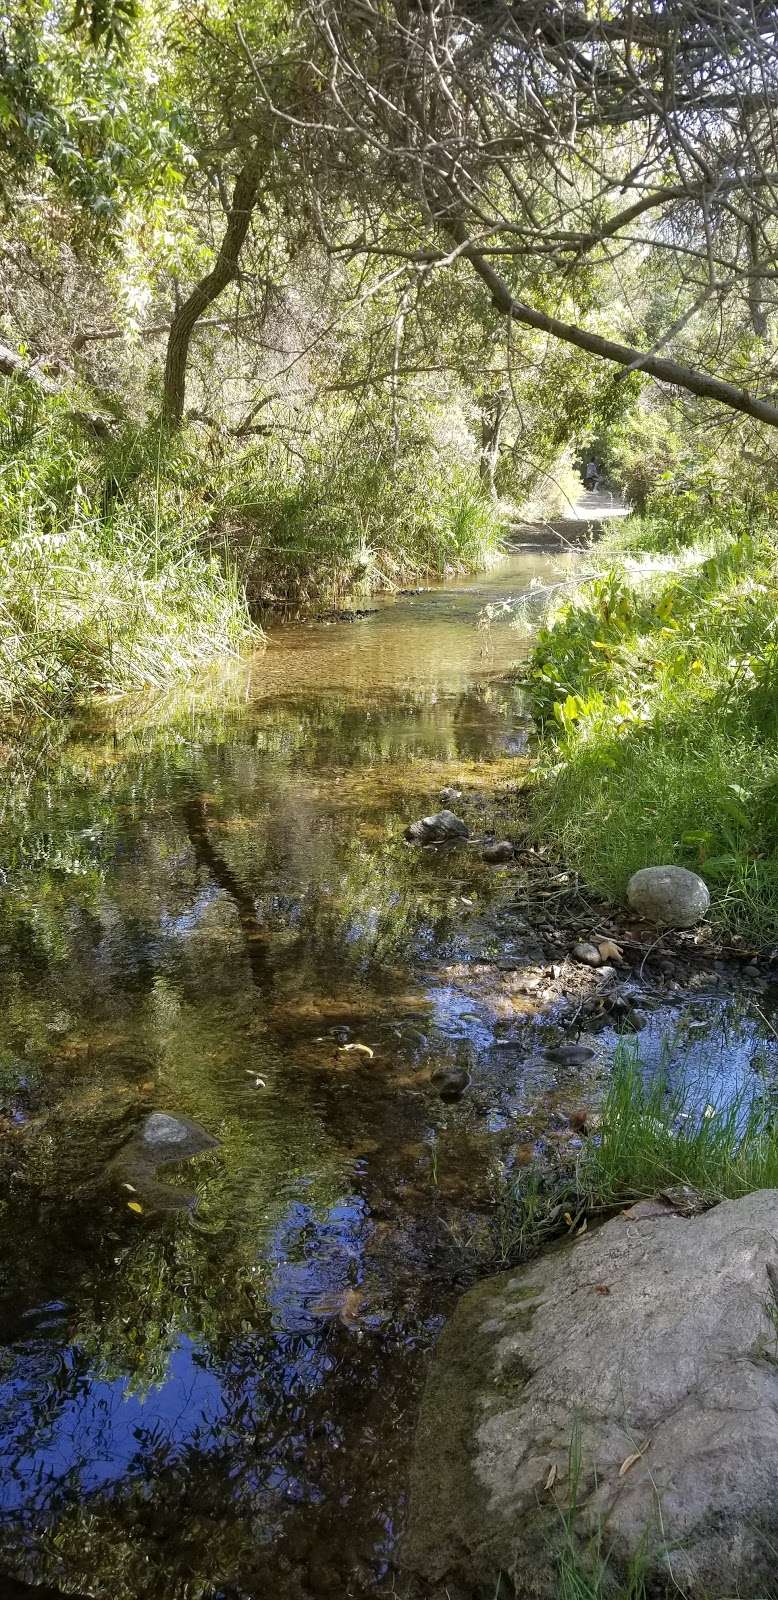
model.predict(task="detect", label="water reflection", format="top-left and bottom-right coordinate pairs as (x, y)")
top-left (0, 552), bottom-right (771, 1599)
top-left (0, 553), bottom-right (556, 1598)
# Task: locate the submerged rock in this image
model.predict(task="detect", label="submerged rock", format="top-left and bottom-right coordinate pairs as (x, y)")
top-left (405, 810), bottom-right (469, 845)
top-left (403, 1191), bottom-right (778, 1598)
top-left (110, 1110), bottom-right (218, 1211)
top-left (430, 1066), bottom-right (470, 1102)
top-left (627, 865), bottom-right (710, 927)
top-left (140, 1110), bottom-right (217, 1159)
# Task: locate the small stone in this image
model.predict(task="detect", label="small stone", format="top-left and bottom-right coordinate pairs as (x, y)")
top-left (405, 810), bottom-right (469, 845)
top-left (572, 942), bottom-right (602, 967)
top-left (548, 1044), bottom-right (596, 1066)
top-left (482, 840), bottom-right (515, 865)
top-left (627, 865), bottom-right (710, 928)
top-left (439, 787), bottom-right (463, 805)
top-left (430, 1067), bottom-right (470, 1102)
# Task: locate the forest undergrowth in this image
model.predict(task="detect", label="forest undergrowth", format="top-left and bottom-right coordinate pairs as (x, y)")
top-left (523, 482), bottom-right (778, 944)
top-left (0, 381), bottom-right (501, 712)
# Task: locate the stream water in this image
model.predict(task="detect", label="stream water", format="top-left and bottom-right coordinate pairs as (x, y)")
top-left (0, 531), bottom-right (773, 1600)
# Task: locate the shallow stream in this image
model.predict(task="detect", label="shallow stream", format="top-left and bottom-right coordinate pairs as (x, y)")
top-left (0, 534), bottom-right (774, 1600)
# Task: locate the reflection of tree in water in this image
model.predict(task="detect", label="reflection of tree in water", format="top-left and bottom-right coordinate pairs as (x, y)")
top-left (0, 681), bottom-right (504, 1597)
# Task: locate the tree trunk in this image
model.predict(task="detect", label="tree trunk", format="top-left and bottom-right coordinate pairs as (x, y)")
top-left (162, 155), bottom-right (260, 428)
top-left (446, 220), bottom-right (778, 432)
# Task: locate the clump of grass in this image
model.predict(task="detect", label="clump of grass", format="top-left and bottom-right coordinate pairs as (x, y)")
top-left (524, 511), bottom-right (778, 941)
top-left (584, 1044), bottom-right (778, 1205)
top-left (491, 1044), bottom-right (778, 1272)
top-left (218, 439), bottom-right (501, 607)
top-left (554, 1426), bottom-right (651, 1600)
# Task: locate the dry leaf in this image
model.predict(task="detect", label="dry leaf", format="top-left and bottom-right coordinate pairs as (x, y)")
top-left (563, 1211), bottom-right (573, 1227)
top-left (311, 1286), bottom-right (368, 1328)
top-left (619, 1443), bottom-right (649, 1477)
top-left (545, 1463), bottom-right (558, 1491)
top-left (338, 1043), bottom-right (375, 1060)
top-left (577, 1219), bottom-right (588, 1236)
top-left (127, 1200), bottom-right (144, 1215)
top-left (593, 1283), bottom-right (611, 1296)
top-left (121, 1182), bottom-right (136, 1193)
top-left (598, 939), bottom-right (623, 961)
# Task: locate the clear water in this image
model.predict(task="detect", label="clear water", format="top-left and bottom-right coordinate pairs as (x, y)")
top-left (0, 541), bottom-right (771, 1600)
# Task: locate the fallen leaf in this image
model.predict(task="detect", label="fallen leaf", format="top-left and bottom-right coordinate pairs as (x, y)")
top-left (127, 1201), bottom-right (144, 1215)
top-left (619, 1443), bottom-right (649, 1477)
top-left (597, 939), bottom-right (623, 961)
top-left (121, 1182), bottom-right (136, 1193)
top-left (593, 1283), bottom-right (611, 1295)
top-left (338, 1043), bottom-right (375, 1060)
top-left (311, 1286), bottom-right (368, 1328)
top-left (563, 1211), bottom-right (573, 1227)
top-left (577, 1219), bottom-right (588, 1235)
top-left (545, 1463), bottom-right (558, 1491)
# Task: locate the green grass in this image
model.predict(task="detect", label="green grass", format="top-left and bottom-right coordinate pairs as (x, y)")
top-left (524, 513), bottom-right (778, 942)
top-left (584, 1044), bottom-right (778, 1204)
top-left (0, 389), bottom-right (256, 711)
top-left (219, 443), bottom-right (501, 608)
top-left (0, 380), bottom-right (501, 712)
top-left (492, 1043), bottom-right (778, 1271)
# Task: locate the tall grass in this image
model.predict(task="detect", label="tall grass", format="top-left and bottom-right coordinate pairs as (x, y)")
top-left (491, 1043), bottom-right (778, 1278)
top-left (218, 439), bottom-right (501, 607)
top-left (524, 511), bottom-right (778, 941)
top-left (0, 387), bottom-right (255, 711)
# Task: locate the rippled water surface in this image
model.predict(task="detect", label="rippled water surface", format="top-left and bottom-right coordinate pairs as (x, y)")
top-left (0, 538), bottom-right (772, 1600)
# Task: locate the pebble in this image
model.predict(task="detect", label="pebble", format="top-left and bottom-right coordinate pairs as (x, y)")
top-left (571, 942), bottom-right (602, 967)
top-left (482, 840), bottom-right (515, 865)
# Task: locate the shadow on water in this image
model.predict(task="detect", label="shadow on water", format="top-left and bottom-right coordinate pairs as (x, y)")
top-left (0, 545), bottom-right (773, 1599)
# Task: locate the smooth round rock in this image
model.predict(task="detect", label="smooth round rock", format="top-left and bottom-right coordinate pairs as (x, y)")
top-left (571, 941), bottom-right (602, 967)
top-left (627, 865), bottom-right (710, 927)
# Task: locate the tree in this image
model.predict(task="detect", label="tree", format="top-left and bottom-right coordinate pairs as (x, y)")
top-left (248, 0), bottom-right (778, 429)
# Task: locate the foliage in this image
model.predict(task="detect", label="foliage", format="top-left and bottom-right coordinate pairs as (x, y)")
top-left (0, 384), bottom-right (253, 707)
top-left (525, 501), bottom-right (778, 941)
top-left (221, 435), bottom-right (501, 606)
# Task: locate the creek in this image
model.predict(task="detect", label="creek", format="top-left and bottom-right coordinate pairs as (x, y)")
top-left (0, 524), bottom-right (773, 1600)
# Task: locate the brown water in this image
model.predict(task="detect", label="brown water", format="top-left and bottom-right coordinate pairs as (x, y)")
top-left (0, 540), bottom-right (771, 1600)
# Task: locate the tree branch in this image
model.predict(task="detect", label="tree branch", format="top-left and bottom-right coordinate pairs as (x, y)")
top-left (447, 222), bottom-right (778, 430)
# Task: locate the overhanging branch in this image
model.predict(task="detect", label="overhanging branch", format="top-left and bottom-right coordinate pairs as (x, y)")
top-left (447, 223), bottom-right (778, 430)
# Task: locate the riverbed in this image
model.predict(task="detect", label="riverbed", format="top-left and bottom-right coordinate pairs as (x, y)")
top-left (0, 527), bottom-right (773, 1600)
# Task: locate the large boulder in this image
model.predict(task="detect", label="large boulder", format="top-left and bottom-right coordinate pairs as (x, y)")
top-left (403, 1191), bottom-right (778, 1598)
top-left (627, 864), bottom-right (710, 927)
top-left (405, 810), bottom-right (469, 845)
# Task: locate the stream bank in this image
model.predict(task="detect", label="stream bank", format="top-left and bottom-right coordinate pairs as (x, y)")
top-left (0, 506), bottom-right (774, 1600)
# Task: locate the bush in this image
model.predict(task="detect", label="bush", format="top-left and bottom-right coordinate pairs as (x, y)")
top-left (218, 438), bottom-right (501, 607)
top-left (0, 386), bottom-right (254, 710)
